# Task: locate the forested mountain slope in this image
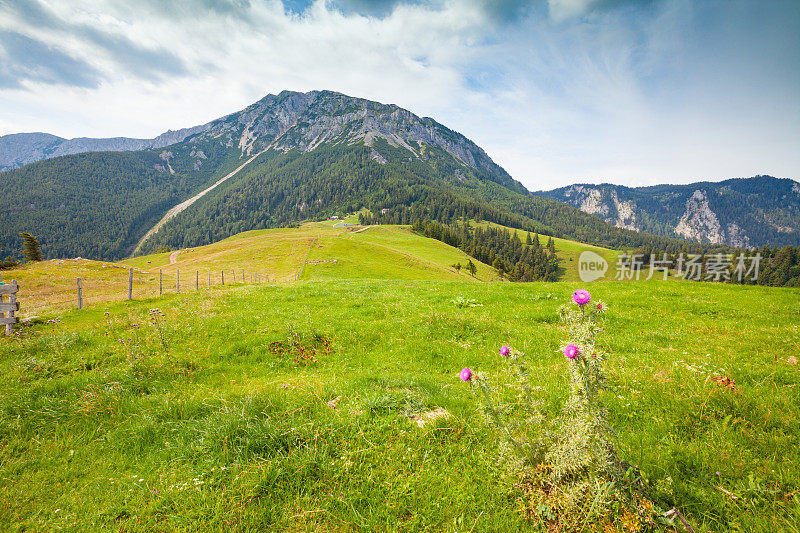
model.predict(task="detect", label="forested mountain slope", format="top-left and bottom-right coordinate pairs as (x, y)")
top-left (536, 176), bottom-right (800, 248)
top-left (1, 90), bottom-right (720, 261)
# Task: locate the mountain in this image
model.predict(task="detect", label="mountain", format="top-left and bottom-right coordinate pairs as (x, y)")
top-left (0, 90), bottom-right (710, 261)
top-left (0, 125), bottom-right (211, 171)
top-left (535, 176), bottom-right (800, 248)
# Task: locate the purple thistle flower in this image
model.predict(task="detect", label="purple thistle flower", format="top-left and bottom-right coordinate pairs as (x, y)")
top-left (460, 368), bottom-right (473, 381)
top-left (564, 344), bottom-right (580, 359)
top-left (572, 289), bottom-right (591, 306)
top-left (500, 345), bottom-right (511, 357)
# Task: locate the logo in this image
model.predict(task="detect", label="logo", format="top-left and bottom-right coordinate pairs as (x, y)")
top-left (578, 251), bottom-right (608, 282)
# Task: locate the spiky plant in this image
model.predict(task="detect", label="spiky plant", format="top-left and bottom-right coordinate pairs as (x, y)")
top-left (463, 291), bottom-right (663, 531)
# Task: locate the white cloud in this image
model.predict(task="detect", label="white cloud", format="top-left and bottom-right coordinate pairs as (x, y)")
top-left (0, 0), bottom-right (485, 137)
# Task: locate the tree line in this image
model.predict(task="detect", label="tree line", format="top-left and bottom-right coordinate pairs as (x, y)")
top-left (617, 243), bottom-right (800, 287)
top-left (409, 219), bottom-right (560, 281)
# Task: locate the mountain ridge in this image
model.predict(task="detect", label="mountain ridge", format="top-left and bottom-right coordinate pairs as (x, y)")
top-left (0, 124), bottom-right (213, 171)
top-left (535, 175), bottom-right (800, 248)
top-left (0, 89), bottom-right (733, 261)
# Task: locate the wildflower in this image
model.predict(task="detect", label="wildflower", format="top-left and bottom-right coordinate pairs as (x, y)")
top-left (572, 289), bottom-right (591, 306)
top-left (500, 345), bottom-right (511, 357)
top-left (460, 367), bottom-right (473, 381)
top-left (564, 344), bottom-right (580, 359)
top-left (597, 303), bottom-right (603, 310)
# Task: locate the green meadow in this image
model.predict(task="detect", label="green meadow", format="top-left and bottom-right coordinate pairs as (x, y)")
top-left (5, 224), bottom-right (497, 317)
top-left (1, 278), bottom-right (798, 531)
top-left (1, 225), bottom-right (798, 531)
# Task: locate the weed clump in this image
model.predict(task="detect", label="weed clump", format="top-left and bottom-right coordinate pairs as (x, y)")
top-left (268, 330), bottom-right (331, 367)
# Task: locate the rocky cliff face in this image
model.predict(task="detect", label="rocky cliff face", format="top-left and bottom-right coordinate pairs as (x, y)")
top-left (537, 176), bottom-right (800, 248)
top-left (564, 185), bottom-right (638, 231)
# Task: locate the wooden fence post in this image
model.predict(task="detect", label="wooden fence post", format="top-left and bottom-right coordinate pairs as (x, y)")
top-left (77, 278), bottom-right (83, 310)
top-left (128, 267), bottom-right (133, 300)
top-left (176, 269), bottom-right (180, 294)
top-left (159, 269), bottom-right (163, 296)
top-left (196, 270), bottom-right (199, 291)
top-left (7, 283), bottom-right (16, 336)
top-left (208, 270), bottom-right (211, 288)
top-left (232, 268), bottom-right (235, 283)
top-left (0, 278), bottom-right (20, 336)
top-left (222, 271), bottom-right (225, 285)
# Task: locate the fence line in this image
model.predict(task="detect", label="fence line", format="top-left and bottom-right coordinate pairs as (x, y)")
top-left (6, 267), bottom-right (277, 318)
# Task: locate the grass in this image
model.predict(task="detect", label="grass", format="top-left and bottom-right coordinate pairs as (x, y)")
top-left (1, 278), bottom-right (798, 531)
top-left (301, 225), bottom-right (497, 282)
top-left (5, 223), bottom-right (497, 317)
top-left (4, 220), bottom-right (635, 319)
top-left (0, 259), bottom-right (159, 318)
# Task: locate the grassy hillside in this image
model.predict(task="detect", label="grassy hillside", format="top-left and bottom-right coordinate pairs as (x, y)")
top-left (1, 279), bottom-right (797, 530)
top-left (300, 224), bottom-right (496, 282)
top-left (473, 221), bottom-right (621, 282)
top-left (4, 223), bottom-right (497, 317)
top-left (129, 222), bottom-right (497, 283)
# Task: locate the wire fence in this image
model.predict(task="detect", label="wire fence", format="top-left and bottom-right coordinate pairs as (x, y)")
top-left (4, 266), bottom-right (278, 319)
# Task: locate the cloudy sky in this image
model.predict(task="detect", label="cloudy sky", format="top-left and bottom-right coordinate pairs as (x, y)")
top-left (0, 0), bottom-right (797, 190)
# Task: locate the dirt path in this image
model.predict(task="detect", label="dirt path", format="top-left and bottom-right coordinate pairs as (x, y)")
top-left (132, 150), bottom-right (268, 255)
top-left (349, 225), bottom-right (374, 234)
top-left (169, 251), bottom-right (180, 264)
top-left (295, 237), bottom-right (318, 281)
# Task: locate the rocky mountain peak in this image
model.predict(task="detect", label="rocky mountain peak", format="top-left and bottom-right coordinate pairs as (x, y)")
top-left (189, 90), bottom-right (520, 191)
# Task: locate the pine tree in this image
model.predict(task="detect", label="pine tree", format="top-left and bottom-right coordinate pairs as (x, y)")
top-left (526, 232), bottom-right (533, 246)
top-left (467, 259), bottom-right (477, 277)
top-left (546, 236), bottom-right (556, 253)
top-left (492, 257), bottom-right (505, 276)
top-left (20, 232), bottom-right (43, 262)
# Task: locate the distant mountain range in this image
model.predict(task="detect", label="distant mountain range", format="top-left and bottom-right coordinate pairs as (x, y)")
top-left (0, 125), bottom-right (211, 172)
top-left (0, 89), bottom-right (782, 261)
top-left (535, 176), bottom-right (800, 248)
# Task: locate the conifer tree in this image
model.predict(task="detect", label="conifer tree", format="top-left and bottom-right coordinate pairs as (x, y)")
top-left (20, 232), bottom-right (43, 262)
top-left (467, 259), bottom-right (477, 277)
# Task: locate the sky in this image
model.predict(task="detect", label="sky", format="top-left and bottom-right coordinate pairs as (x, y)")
top-left (0, 0), bottom-right (798, 190)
